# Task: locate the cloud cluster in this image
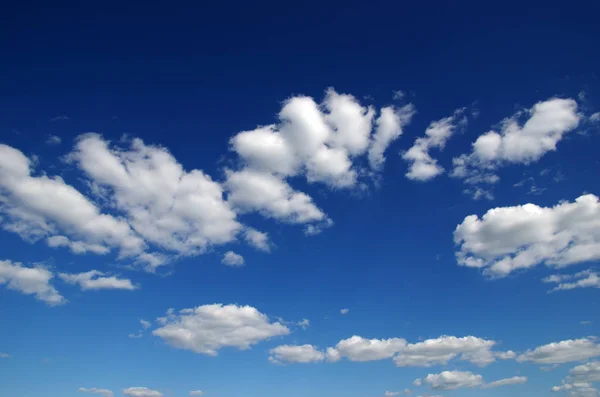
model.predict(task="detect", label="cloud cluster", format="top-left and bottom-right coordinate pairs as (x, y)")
top-left (543, 270), bottom-right (600, 292)
top-left (451, 97), bottom-right (580, 198)
top-left (0, 259), bottom-right (65, 305)
top-left (454, 194), bottom-right (600, 277)
top-left (152, 304), bottom-right (289, 355)
top-left (518, 337), bottom-right (600, 364)
top-left (403, 108), bottom-right (466, 181)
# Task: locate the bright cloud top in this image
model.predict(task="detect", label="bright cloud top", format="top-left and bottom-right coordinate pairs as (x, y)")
top-left (517, 337), bottom-right (600, 364)
top-left (122, 387), bottom-right (163, 397)
top-left (269, 344), bottom-right (326, 364)
top-left (403, 108), bottom-right (466, 181)
top-left (152, 304), bottom-right (290, 355)
top-left (454, 194), bottom-right (600, 277)
top-left (0, 259), bottom-right (65, 305)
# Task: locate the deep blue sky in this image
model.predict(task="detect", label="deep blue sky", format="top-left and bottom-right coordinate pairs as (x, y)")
top-left (1, 1), bottom-right (600, 397)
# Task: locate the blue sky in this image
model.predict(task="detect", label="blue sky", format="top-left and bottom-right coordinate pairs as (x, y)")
top-left (1, 1), bottom-right (600, 397)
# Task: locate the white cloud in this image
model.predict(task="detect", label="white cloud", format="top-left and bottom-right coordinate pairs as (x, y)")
top-left (46, 135), bottom-right (62, 145)
top-left (0, 353), bottom-right (11, 358)
top-left (482, 376), bottom-right (527, 388)
top-left (451, 98), bottom-right (580, 197)
top-left (0, 144), bottom-right (145, 258)
top-left (413, 379), bottom-right (422, 387)
top-left (543, 270), bottom-right (600, 292)
top-left (326, 336), bottom-right (407, 362)
top-left (243, 228), bottom-right (270, 252)
top-left (517, 337), bottom-right (600, 364)
top-left (420, 371), bottom-right (483, 390)
top-left (152, 304), bottom-right (289, 355)
top-left (297, 319), bottom-right (310, 329)
top-left (403, 108), bottom-right (466, 181)
top-left (269, 344), bottom-right (326, 364)
top-left (0, 259), bottom-right (65, 305)
top-left (552, 382), bottom-right (599, 397)
top-left (368, 104), bottom-right (416, 170)
top-left (69, 134), bottom-right (241, 263)
top-left (394, 335), bottom-right (500, 367)
top-left (189, 391), bottom-right (204, 396)
top-left (454, 194), bottom-right (600, 277)
top-left (78, 388), bottom-right (114, 397)
top-left (590, 112), bottom-right (600, 123)
top-left (47, 235), bottom-right (110, 255)
top-left (569, 362), bottom-right (600, 383)
top-left (340, 308), bottom-right (349, 315)
top-left (122, 387), bottom-right (163, 397)
top-left (221, 251), bottom-right (244, 267)
top-left (59, 270), bottom-right (137, 291)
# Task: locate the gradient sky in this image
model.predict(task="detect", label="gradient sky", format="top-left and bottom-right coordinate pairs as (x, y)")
top-left (1, 1), bottom-right (600, 397)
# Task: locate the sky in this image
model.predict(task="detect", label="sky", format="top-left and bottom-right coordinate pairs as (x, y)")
top-left (1, 1), bottom-right (600, 397)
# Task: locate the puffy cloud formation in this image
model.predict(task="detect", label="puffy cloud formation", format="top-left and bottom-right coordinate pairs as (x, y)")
top-left (569, 362), bottom-right (600, 383)
top-left (454, 194), bottom-right (600, 277)
top-left (517, 338), bottom-right (600, 364)
top-left (451, 97), bottom-right (580, 198)
top-left (418, 371), bottom-right (484, 390)
top-left (78, 388), bottom-right (113, 397)
top-left (552, 382), bottom-right (599, 397)
top-left (552, 363), bottom-right (600, 396)
top-left (326, 336), bottom-right (407, 362)
top-left (122, 387), bottom-right (163, 397)
top-left (0, 259), bottom-right (65, 305)
top-left (269, 344), bottom-right (326, 364)
top-left (221, 251), bottom-right (244, 267)
top-left (152, 304), bottom-right (289, 355)
top-left (482, 376), bottom-right (528, 388)
top-left (243, 228), bottom-right (270, 252)
top-left (543, 270), bottom-right (600, 292)
top-left (403, 108), bottom-right (466, 181)
top-left (59, 270), bottom-right (137, 291)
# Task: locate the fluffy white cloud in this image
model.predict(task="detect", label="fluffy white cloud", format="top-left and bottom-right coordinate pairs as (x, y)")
top-left (454, 194), bottom-right (600, 277)
top-left (221, 251), bottom-right (244, 267)
top-left (0, 144), bottom-right (145, 258)
top-left (269, 344), bottom-right (326, 364)
top-left (569, 362), bottom-right (600, 383)
top-left (0, 259), bottom-right (65, 305)
top-left (59, 270), bottom-right (137, 291)
top-left (78, 388), bottom-right (114, 397)
top-left (243, 228), bottom-right (270, 252)
top-left (482, 376), bottom-right (527, 388)
top-left (326, 336), bottom-right (407, 362)
top-left (340, 308), bottom-right (349, 315)
top-left (552, 362), bottom-right (600, 396)
top-left (122, 387), bottom-right (163, 397)
top-left (552, 382), bottom-right (599, 397)
top-left (393, 335), bottom-right (500, 367)
top-left (517, 337), bottom-right (600, 364)
top-left (543, 270), bottom-right (600, 292)
top-left (451, 98), bottom-right (580, 198)
top-left (420, 371), bottom-right (484, 390)
top-left (297, 319), bottom-right (310, 329)
top-left (152, 304), bottom-right (289, 355)
top-left (368, 104), bottom-right (416, 170)
top-left (403, 108), bottom-right (466, 181)
top-left (69, 134), bottom-right (241, 264)
top-left (189, 391), bottom-right (204, 396)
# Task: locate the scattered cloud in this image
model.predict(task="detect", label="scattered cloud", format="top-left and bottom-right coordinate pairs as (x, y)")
top-left (419, 371), bottom-right (484, 390)
top-left (46, 135), bottom-right (62, 145)
top-left (326, 336), bottom-right (406, 362)
top-left (543, 269), bottom-right (600, 292)
top-left (340, 308), bottom-right (349, 315)
top-left (122, 387), bottom-right (163, 397)
top-left (454, 194), bottom-right (600, 278)
top-left (78, 388), bottom-right (114, 397)
top-left (243, 228), bottom-right (270, 252)
top-left (403, 108), bottom-right (466, 181)
top-left (384, 390), bottom-right (411, 396)
top-left (451, 97), bottom-right (580, 198)
top-left (152, 304), bottom-right (289, 355)
top-left (590, 112), bottom-right (600, 123)
top-left (368, 104), bottom-right (416, 170)
top-left (59, 270), bottom-right (138, 291)
top-left (221, 251), bottom-right (244, 267)
top-left (482, 376), bottom-right (527, 388)
top-left (49, 115), bottom-right (70, 122)
top-left (269, 344), bottom-right (326, 364)
top-left (0, 259), bottom-right (65, 305)
top-left (582, 321), bottom-right (593, 325)
top-left (297, 319), bottom-right (310, 329)
top-left (517, 337), bottom-right (600, 364)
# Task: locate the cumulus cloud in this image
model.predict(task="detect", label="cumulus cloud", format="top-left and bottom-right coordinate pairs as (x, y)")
top-left (269, 344), bottom-right (326, 364)
top-left (482, 376), bottom-right (527, 388)
top-left (451, 97), bottom-right (580, 198)
top-left (403, 108), bottom-right (466, 181)
top-left (326, 336), bottom-right (407, 362)
top-left (0, 144), bottom-right (145, 259)
top-left (0, 259), bottom-right (65, 305)
top-left (543, 270), bottom-right (600, 292)
top-left (152, 304), bottom-right (289, 355)
top-left (552, 382), bottom-right (599, 397)
top-left (297, 319), bottom-right (310, 329)
top-left (243, 228), bottom-right (270, 252)
top-left (517, 337), bottom-right (600, 364)
top-left (368, 104), bottom-right (416, 170)
top-left (419, 371), bottom-right (484, 390)
top-left (454, 194), bottom-right (600, 277)
top-left (340, 308), bottom-right (349, 315)
top-left (221, 251), bottom-right (244, 267)
top-left (59, 270), bottom-right (137, 291)
top-left (122, 387), bottom-right (163, 397)
top-left (78, 388), bottom-right (114, 397)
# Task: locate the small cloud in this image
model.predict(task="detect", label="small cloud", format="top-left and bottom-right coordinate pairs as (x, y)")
top-left (581, 320), bottom-right (592, 325)
top-left (189, 391), bottom-right (204, 396)
top-left (49, 115), bottom-right (70, 122)
top-left (46, 135), bottom-right (62, 145)
top-left (540, 364), bottom-right (559, 372)
top-left (221, 251), bottom-right (244, 267)
top-left (393, 90), bottom-right (405, 100)
top-left (340, 308), bottom-right (349, 315)
top-left (0, 353), bottom-right (11, 358)
top-left (590, 112), bottom-right (600, 123)
top-left (297, 319), bottom-right (310, 329)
